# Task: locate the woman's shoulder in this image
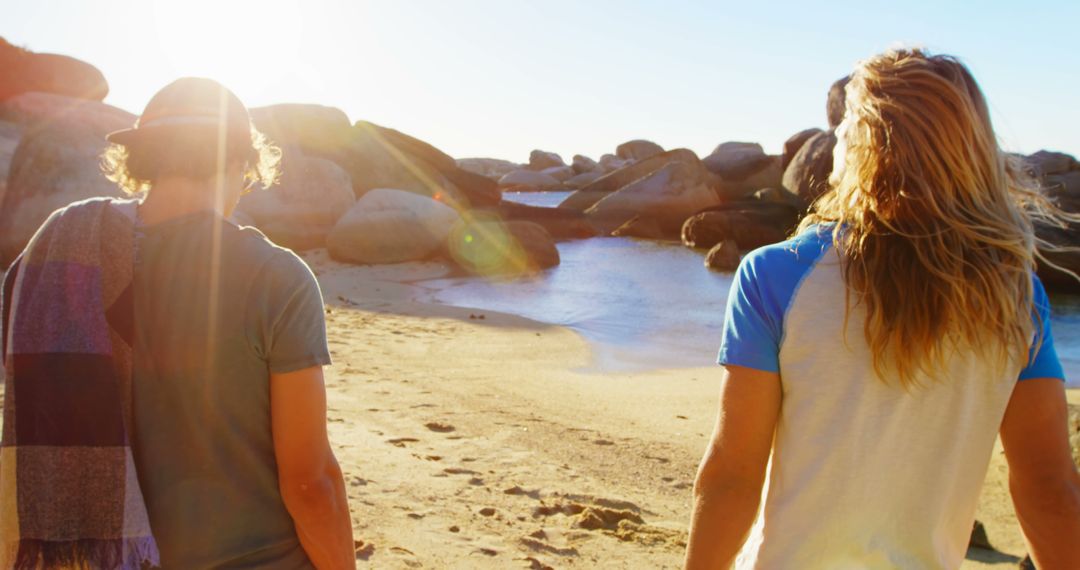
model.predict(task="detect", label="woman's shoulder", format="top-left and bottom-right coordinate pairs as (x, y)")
top-left (739, 224), bottom-right (835, 277)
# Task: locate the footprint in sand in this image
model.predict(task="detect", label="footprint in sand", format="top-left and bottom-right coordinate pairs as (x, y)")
top-left (353, 540), bottom-right (375, 561)
top-left (425, 421), bottom-right (456, 433)
top-left (592, 439), bottom-right (615, 446)
top-left (387, 437), bottom-right (420, 448)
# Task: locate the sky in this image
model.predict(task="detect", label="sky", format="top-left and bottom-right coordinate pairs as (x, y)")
top-left (6, 0), bottom-right (1079, 163)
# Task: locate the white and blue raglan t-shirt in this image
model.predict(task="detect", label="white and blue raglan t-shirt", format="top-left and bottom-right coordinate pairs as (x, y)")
top-left (719, 225), bottom-right (1064, 570)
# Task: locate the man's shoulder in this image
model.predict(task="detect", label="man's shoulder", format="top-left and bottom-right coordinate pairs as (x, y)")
top-left (229, 224), bottom-right (318, 288)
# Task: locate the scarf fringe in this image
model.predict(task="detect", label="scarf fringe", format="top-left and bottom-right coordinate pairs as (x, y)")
top-left (12, 536), bottom-right (160, 570)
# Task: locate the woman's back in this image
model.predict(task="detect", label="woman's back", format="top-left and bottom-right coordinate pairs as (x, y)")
top-left (723, 228), bottom-right (1060, 568)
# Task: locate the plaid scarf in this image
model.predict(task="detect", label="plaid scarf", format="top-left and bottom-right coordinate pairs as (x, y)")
top-left (0, 198), bottom-right (160, 569)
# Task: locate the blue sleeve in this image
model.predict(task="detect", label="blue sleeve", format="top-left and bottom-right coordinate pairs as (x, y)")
top-left (716, 230), bottom-right (831, 373)
top-left (717, 253), bottom-right (783, 372)
top-left (1018, 275), bottom-right (1064, 382)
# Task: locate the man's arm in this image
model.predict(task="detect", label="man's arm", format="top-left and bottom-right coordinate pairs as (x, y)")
top-left (271, 366), bottom-right (355, 569)
top-left (685, 365), bottom-right (781, 570)
top-left (1000, 378), bottom-right (1080, 569)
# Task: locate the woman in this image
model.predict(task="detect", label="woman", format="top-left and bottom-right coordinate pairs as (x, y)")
top-left (2, 78), bottom-right (355, 568)
top-left (685, 49), bottom-right (1080, 569)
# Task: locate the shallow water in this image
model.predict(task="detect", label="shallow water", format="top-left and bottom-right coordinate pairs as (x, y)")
top-left (421, 192), bottom-right (1080, 385)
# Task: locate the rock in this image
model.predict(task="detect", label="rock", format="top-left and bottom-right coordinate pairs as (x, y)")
top-left (616, 139), bottom-right (664, 161)
top-left (0, 121), bottom-right (21, 213)
top-left (0, 38), bottom-right (108, 101)
top-left (681, 204), bottom-right (796, 251)
top-left (236, 152), bottom-right (355, 251)
top-left (781, 128), bottom-right (824, 171)
top-left (564, 171), bottom-right (603, 189)
top-left (969, 520), bottom-right (992, 550)
top-left (496, 202), bottom-right (597, 239)
top-left (0, 92), bottom-right (136, 138)
top-left (1036, 222), bottom-right (1080, 294)
top-left (229, 210), bottom-right (255, 226)
top-left (498, 169), bottom-right (563, 191)
top-left (0, 122), bottom-right (123, 262)
top-left (528, 150), bottom-right (565, 170)
top-left (827, 76), bottom-right (851, 129)
top-left (560, 148), bottom-right (704, 212)
top-left (705, 240), bottom-right (740, 271)
top-left (754, 187), bottom-right (804, 209)
top-left (541, 165), bottom-right (575, 182)
top-left (447, 216), bottom-right (559, 275)
top-left (1043, 170), bottom-right (1080, 213)
top-left (572, 154), bottom-right (598, 174)
top-left (249, 103), bottom-right (352, 156)
top-left (782, 130), bottom-right (837, 204)
top-left (586, 159), bottom-right (720, 237)
top-left (326, 188), bottom-right (460, 265)
top-left (702, 142), bottom-right (770, 179)
top-left (598, 154), bottom-right (629, 173)
top-left (1025, 150), bottom-right (1077, 178)
top-left (611, 216), bottom-right (669, 240)
top-left (457, 157), bottom-right (521, 180)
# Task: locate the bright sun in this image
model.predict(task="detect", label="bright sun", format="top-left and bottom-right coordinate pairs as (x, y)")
top-left (150, 0), bottom-right (306, 94)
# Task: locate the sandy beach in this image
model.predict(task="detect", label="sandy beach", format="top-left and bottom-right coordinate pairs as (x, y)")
top-left (302, 250), bottom-right (1079, 569)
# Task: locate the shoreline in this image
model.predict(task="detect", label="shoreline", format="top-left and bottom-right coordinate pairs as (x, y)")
top-left (306, 251), bottom-right (1075, 568)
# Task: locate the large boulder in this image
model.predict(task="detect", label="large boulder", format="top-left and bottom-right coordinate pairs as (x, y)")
top-left (326, 188), bottom-right (460, 265)
top-left (0, 121), bottom-right (21, 212)
top-left (0, 38), bottom-right (108, 101)
top-left (498, 169), bottom-right (563, 191)
top-left (0, 92), bottom-right (135, 138)
top-left (586, 159), bottom-right (720, 237)
top-left (703, 142), bottom-right (782, 201)
top-left (782, 129), bottom-right (837, 204)
top-left (560, 148), bottom-right (704, 211)
top-left (598, 154), bottom-right (629, 173)
top-left (496, 201), bottom-right (596, 240)
top-left (249, 103), bottom-right (352, 156)
top-left (681, 202), bottom-right (799, 251)
top-left (0, 122), bottom-right (122, 262)
top-left (1036, 223), bottom-right (1080, 294)
top-left (1025, 150), bottom-right (1077, 178)
top-left (616, 139), bottom-right (664, 162)
top-left (235, 152), bottom-right (355, 251)
top-left (541, 165), bottom-right (575, 182)
top-left (457, 157), bottom-right (520, 180)
top-left (781, 128), bottom-right (824, 171)
top-left (447, 216), bottom-right (559, 275)
top-left (702, 142), bottom-right (769, 179)
top-left (827, 76), bottom-right (851, 129)
top-left (528, 150), bottom-right (565, 171)
top-left (572, 154), bottom-right (598, 174)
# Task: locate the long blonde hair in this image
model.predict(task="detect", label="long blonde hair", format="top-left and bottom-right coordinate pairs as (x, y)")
top-left (799, 48), bottom-right (1078, 386)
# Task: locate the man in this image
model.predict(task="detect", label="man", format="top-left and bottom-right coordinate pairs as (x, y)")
top-left (2, 78), bottom-right (355, 568)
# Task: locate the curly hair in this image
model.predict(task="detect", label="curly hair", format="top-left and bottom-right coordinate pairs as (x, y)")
top-left (798, 48), bottom-right (1080, 387)
top-left (101, 124), bottom-right (281, 195)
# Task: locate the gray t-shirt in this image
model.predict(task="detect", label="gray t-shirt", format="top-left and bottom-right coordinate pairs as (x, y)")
top-left (131, 210), bottom-right (330, 569)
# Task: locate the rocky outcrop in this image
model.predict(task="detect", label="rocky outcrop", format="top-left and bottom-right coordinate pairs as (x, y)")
top-left (528, 150), bottom-right (565, 171)
top-left (586, 158), bottom-right (720, 237)
top-left (498, 169), bottom-right (563, 191)
top-left (827, 76), bottom-right (851, 129)
top-left (0, 122), bottom-right (123, 262)
top-left (565, 171), bottom-right (603, 189)
top-left (703, 142), bottom-right (783, 201)
top-left (705, 240), bottom-right (740, 271)
top-left (235, 150), bottom-right (355, 251)
top-left (0, 37), bottom-right (108, 101)
top-left (616, 139), bottom-right (663, 162)
top-left (457, 157), bottom-right (520, 180)
top-left (250, 103), bottom-right (353, 156)
top-left (0, 92), bottom-right (135, 138)
top-left (496, 202), bottom-right (597, 239)
top-left (782, 129), bottom-right (836, 205)
top-left (572, 154), bottom-right (598, 174)
top-left (681, 201), bottom-right (799, 251)
top-left (781, 128), bottom-right (824, 171)
top-left (1026, 150), bottom-right (1080, 293)
top-left (326, 188), bottom-right (460, 265)
top-left (560, 148), bottom-right (704, 212)
top-left (448, 216), bottom-right (559, 275)
top-left (598, 154), bottom-right (629, 173)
